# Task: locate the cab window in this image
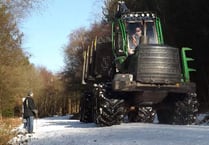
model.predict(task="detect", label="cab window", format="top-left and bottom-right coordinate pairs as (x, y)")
top-left (126, 22), bottom-right (143, 54)
top-left (145, 21), bottom-right (158, 44)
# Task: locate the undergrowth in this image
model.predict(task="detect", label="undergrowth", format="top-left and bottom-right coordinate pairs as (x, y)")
top-left (0, 118), bottom-right (21, 145)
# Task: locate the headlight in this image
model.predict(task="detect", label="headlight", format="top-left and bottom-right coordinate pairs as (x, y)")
top-left (129, 74), bottom-right (133, 82)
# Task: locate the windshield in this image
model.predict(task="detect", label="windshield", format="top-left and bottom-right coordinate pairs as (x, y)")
top-left (126, 21), bottom-right (158, 50)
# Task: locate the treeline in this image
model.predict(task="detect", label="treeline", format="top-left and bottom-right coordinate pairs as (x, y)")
top-left (0, 0), bottom-right (71, 118)
top-left (0, 1), bottom-right (36, 117)
top-left (63, 0), bottom-right (209, 112)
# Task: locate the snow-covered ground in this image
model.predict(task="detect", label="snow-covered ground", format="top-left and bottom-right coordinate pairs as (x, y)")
top-left (9, 115), bottom-right (209, 145)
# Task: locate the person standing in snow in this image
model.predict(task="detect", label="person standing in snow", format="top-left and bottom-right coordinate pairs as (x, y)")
top-left (23, 91), bottom-right (38, 133)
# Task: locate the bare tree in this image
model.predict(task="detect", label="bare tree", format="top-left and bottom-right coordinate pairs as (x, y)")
top-left (1, 0), bottom-right (45, 22)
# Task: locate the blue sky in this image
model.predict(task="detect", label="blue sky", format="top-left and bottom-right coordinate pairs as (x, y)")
top-left (21, 0), bottom-right (103, 73)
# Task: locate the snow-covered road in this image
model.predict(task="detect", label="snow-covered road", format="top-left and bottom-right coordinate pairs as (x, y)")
top-left (20, 115), bottom-right (209, 145)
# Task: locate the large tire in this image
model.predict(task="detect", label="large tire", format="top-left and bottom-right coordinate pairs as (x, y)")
top-left (79, 92), bottom-right (94, 123)
top-left (157, 92), bottom-right (198, 125)
top-left (96, 97), bottom-right (125, 126)
top-left (173, 92), bottom-right (198, 125)
top-left (128, 107), bottom-right (155, 123)
top-left (93, 83), bottom-right (125, 127)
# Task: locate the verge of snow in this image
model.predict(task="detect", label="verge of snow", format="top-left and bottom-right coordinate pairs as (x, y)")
top-left (8, 114), bottom-right (209, 145)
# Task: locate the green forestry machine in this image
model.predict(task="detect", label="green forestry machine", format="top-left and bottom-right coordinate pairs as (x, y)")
top-left (80, 1), bottom-right (198, 126)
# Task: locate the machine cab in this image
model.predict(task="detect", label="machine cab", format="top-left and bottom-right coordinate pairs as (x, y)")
top-left (125, 13), bottom-right (161, 49)
top-left (126, 19), bottom-right (159, 54)
top-left (112, 12), bottom-right (164, 61)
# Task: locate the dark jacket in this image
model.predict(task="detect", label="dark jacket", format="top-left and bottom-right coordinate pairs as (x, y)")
top-left (23, 96), bottom-right (36, 118)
